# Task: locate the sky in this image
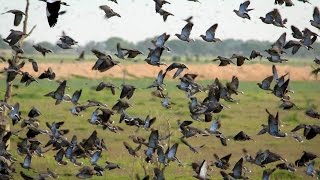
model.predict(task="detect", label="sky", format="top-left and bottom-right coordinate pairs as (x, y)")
top-left (0, 0), bottom-right (318, 45)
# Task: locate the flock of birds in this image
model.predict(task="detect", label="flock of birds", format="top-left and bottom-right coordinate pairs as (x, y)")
top-left (0, 0), bottom-right (320, 179)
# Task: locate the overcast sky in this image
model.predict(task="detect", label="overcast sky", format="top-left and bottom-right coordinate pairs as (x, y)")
top-left (0, 0), bottom-right (318, 45)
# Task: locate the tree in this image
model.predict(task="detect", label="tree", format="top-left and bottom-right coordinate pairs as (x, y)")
top-left (0, 0), bottom-right (36, 148)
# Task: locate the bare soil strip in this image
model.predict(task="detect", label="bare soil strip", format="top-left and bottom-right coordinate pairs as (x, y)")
top-left (0, 62), bottom-right (317, 81)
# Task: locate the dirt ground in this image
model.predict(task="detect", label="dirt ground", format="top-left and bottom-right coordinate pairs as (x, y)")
top-left (0, 62), bottom-right (318, 81)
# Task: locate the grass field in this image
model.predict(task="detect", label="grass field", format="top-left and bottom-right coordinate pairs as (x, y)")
top-left (0, 73), bottom-right (319, 179)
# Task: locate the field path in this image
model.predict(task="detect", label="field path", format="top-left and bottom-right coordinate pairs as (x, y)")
top-left (1, 62), bottom-right (317, 81)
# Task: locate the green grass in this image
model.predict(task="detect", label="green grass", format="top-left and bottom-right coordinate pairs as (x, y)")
top-left (0, 76), bottom-right (319, 180)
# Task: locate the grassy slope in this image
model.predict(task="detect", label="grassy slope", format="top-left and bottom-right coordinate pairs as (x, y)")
top-left (0, 76), bottom-right (319, 180)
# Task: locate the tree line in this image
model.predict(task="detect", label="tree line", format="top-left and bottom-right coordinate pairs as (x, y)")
top-left (0, 35), bottom-right (319, 59)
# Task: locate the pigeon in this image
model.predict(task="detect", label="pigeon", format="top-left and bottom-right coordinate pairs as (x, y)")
top-left (166, 63), bottom-right (188, 79)
top-left (259, 109), bottom-right (287, 138)
top-left (213, 56), bottom-right (235, 66)
top-left (295, 151), bottom-right (317, 167)
top-left (310, 7), bottom-right (320, 29)
top-left (229, 158), bottom-right (247, 179)
top-left (262, 168), bottom-right (276, 180)
top-left (3, 29), bottom-right (26, 46)
top-left (250, 50), bottom-right (263, 60)
top-left (305, 108), bottom-right (320, 119)
top-left (233, 1), bottom-right (253, 20)
top-left (120, 84), bottom-right (136, 99)
top-left (92, 55), bottom-right (119, 72)
top-left (96, 82), bottom-right (117, 95)
top-left (151, 33), bottom-right (171, 50)
top-left (46, 0), bottom-right (63, 27)
top-left (1, 9), bottom-right (25, 26)
top-left (99, 5), bottom-right (121, 18)
top-left (233, 131), bottom-right (253, 141)
top-left (145, 47), bottom-right (166, 66)
top-left (44, 80), bottom-right (67, 105)
top-left (76, 51), bottom-right (85, 61)
top-left (276, 163), bottom-right (296, 172)
top-left (156, 8), bottom-right (174, 22)
top-left (213, 153), bottom-right (232, 170)
top-left (193, 160), bottom-right (208, 180)
top-left (123, 141), bottom-right (141, 157)
top-left (257, 75), bottom-right (273, 91)
top-left (291, 124), bottom-right (320, 140)
top-left (175, 22), bottom-right (193, 42)
top-left (230, 54), bottom-right (249, 66)
top-left (275, 0), bottom-right (294, 7)
top-left (32, 44), bottom-right (53, 56)
top-left (200, 24), bottom-right (222, 42)
top-left (38, 67), bottom-right (56, 80)
top-left (108, 0), bottom-right (118, 4)
top-left (291, 25), bottom-right (303, 39)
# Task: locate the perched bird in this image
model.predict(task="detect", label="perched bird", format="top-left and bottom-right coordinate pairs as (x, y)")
top-left (310, 7), bottom-right (320, 29)
top-left (233, 1), bottom-right (253, 20)
top-left (99, 5), bottom-right (121, 19)
top-left (200, 24), bottom-right (222, 42)
top-left (1, 9), bottom-right (25, 26)
top-left (32, 44), bottom-right (53, 56)
top-left (175, 22), bottom-right (193, 42)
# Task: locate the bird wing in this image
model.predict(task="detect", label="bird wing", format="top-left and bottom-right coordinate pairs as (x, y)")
top-left (272, 65), bottom-right (279, 83)
top-left (291, 26), bottom-right (303, 39)
top-left (262, 75), bottom-right (273, 88)
top-left (181, 22), bottom-right (193, 38)
top-left (198, 160), bottom-right (208, 179)
top-left (14, 13), bottom-right (23, 26)
top-left (313, 7), bottom-right (320, 23)
top-left (206, 24), bottom-right (218, 40)
top-left (232, 158), bottom-right (243, 177)
top-left (239, 1), bottom-right (250, 13)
